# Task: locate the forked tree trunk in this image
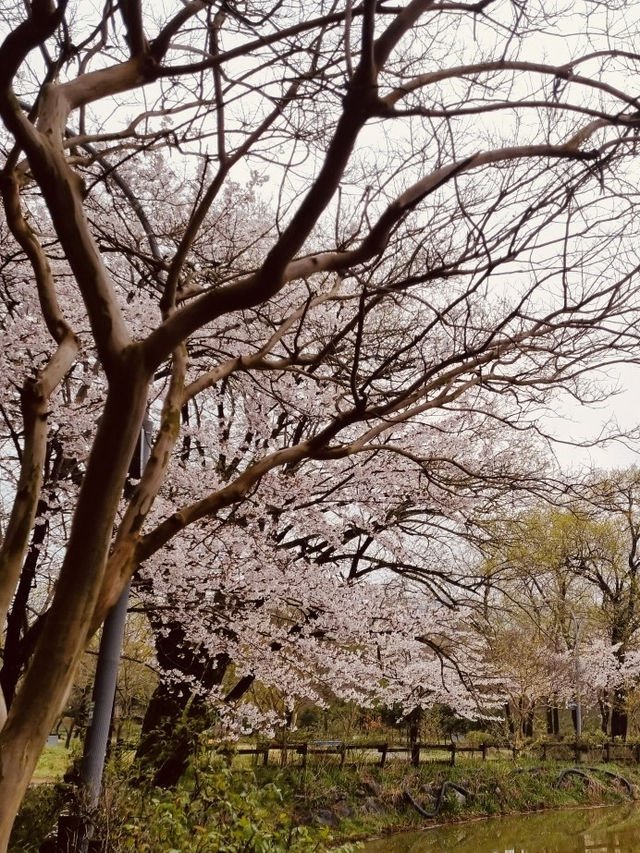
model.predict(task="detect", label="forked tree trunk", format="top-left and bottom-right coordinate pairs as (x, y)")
top-left (520, 700), bottom-right (534, 738)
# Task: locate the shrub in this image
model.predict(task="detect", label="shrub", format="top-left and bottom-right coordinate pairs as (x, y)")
top-left (9, 783), bottom-right (69, 853)
top-left (99, 750), bottom-right (357, 852)
top-left (464, 730), bottom-right (499, 748)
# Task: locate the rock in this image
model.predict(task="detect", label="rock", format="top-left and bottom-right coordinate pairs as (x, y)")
top-left (361, 796), bottom-right (385, 814)
top-left (452, 789), bottom-right (467, 806)
top-left (312, 809), bottom-right (340, 827)
top-left (358, 779), bottom-right (382, 797)
top-left (333, 800), bottom-right (353, 818)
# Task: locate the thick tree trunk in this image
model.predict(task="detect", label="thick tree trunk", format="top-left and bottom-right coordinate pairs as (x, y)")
top-left (136, 683), bottom-right (213, 787)
top-left (0, 373), bottom-right (149, 850)
top-left (135, 623), bottom-right (232, 786)
top-left (610, 688), bottom-right (628, 739)
top-left (407, 708), bottom-right (422, 767)
top-left (504, 702), bottom-right (515, 735)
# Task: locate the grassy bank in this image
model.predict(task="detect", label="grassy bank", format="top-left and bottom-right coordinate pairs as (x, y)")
top-left (11, 755), bottom-right (640, 851)
top-left (282, 758), bottom-right (640, 843)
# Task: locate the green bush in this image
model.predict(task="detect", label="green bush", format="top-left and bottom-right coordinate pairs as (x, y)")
top-left (464, 730), bottom-right (499, 748)
top-left (579, 730), bottom-right (609, 747)
top-left (9, 783), bottom-right (69, 853)
top-left (99, 750), bottom-right (358, 853)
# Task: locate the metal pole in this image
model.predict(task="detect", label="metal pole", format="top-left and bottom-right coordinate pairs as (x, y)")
top-left (573, 614), bottom-right (582, 739)
top-left (79, 413), bottom-right (152, 807)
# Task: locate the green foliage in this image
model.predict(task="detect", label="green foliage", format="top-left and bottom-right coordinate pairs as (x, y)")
top-left (579, 729), bottom-right (609, 746)
top-left (9, 783), bottom-right (68, 853)
top-left (13, 753), bottom-right (640, 851)
top-left (297, 706), bottom-right (324, 731)
top-left (464, 730), bottom-right (499, 748)
top-left (100, 750), bottom-right (358, 853)
top-left (426, 705), bottom-right (471, 739)
top-left (9, 746), bottom-right (75, 851)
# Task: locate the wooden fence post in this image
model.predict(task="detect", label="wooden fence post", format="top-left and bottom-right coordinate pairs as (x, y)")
top-left (379, 744), bottom-right (388, 768)
top-left (449, 743), bottom-right (456, 767)
top-left (605, 742), bottom-right (611, 763)
top-left (481, 743), bottom-right (487, 761)
top-left (339, 743), bottom-right (346, 769)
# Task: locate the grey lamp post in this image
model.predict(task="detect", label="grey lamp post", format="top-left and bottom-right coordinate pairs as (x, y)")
top-left (573, 613), bottom-right (582, 739)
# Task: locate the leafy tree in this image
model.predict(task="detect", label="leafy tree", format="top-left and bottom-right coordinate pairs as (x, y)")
top-left (479, 479), bottom-right (640, 739)
top-left (1, 0), bottom-right (640, 845)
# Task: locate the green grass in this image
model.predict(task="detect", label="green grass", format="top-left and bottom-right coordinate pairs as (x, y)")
top-left (32, 744), bottom-right (71, 782)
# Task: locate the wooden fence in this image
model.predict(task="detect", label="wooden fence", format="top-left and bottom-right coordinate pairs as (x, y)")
top-left (537, 740), bottom-right (640, 764)
top-left (223, 739), bottom-right (640, 768)
top-left (224, 740), bottom-right (511, 768)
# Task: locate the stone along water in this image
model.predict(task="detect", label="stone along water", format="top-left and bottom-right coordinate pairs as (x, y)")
top-left (364, 805), bottom-right (640, 852)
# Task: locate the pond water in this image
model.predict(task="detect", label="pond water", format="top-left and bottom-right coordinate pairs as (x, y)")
top-left (363, 805), bottom-right (640, 852)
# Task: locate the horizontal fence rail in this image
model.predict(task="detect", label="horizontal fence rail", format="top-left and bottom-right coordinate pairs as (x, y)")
top-left (220, 739), bottom-right (640, 768)
top-left (222, 741), bottom-right (514, 768)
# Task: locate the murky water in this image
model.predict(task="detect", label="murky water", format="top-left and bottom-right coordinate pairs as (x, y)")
top-left (364, 805), bottom-right (640, 852)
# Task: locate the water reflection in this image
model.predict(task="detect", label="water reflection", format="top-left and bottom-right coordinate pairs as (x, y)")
top-left (364, 806), bottom-right (640, 852)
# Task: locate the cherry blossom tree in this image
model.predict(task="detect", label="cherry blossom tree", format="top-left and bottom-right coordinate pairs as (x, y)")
top-left (2, 0), bottom-right (640, 844)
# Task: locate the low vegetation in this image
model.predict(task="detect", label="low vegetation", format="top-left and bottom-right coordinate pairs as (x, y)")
top-left (31, 745), bottom-right (73, 784)
top-left (12, 744), bottom-right (640, 852)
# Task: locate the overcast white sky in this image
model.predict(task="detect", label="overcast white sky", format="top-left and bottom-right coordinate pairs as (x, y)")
top-left (546, 362), bottom-right (640, 472)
